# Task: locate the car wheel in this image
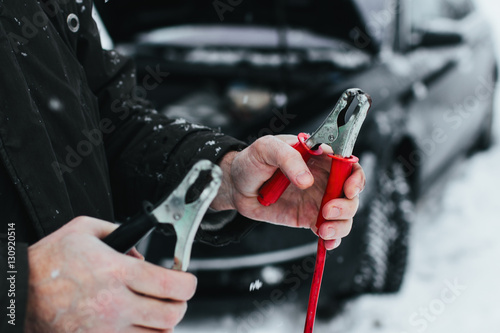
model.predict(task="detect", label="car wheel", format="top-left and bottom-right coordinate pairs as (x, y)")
top-left (472, 103), bottom-right (495, 152)
top-left (354, 161), bottom-right (413, 294)
top-left (315, 160), bottom-right (413, 318)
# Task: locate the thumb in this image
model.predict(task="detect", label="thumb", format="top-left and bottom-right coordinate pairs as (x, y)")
top-left (250, 136), bottom-right (314, 189)
top-left (65, 216), bottom-right (119, 239)
top-left (62, 217), bottom-right (144, 259)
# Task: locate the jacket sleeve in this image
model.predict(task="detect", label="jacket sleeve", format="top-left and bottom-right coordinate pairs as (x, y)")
top-left (75, 5), bottom-right (258, 245)
top-left (0, 234), bottom-right (29, 333)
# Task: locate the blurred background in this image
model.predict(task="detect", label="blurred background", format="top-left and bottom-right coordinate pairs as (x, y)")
top-left (95, 0), bottom-right (500, 331)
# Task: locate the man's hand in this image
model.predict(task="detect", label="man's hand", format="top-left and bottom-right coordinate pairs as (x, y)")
top-left (212, 135), bottom-right (365, 251)
top-left (25, 217), bottom-right (197, 333)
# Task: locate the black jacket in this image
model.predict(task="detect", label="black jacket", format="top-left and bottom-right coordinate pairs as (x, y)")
top-left (0, 1), bottom-right (253, 331)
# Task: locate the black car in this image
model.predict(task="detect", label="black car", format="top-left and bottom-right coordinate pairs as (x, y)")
top-left (96, 0), bottom-right (496, 314)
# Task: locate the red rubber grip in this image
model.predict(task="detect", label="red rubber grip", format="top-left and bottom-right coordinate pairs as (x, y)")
top-left (258, 133), bottom-right (322, 206)
top-left (314, 154), bottom-right (359, 228)
top-left (304, 154), bottom-right (359, 333)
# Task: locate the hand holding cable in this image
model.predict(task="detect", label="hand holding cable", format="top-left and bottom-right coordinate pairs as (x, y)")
top-left (257, 89), bottom-right (371, 332)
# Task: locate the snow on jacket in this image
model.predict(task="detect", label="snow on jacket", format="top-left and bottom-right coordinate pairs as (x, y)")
top-left (0, 1), bottom-right (254, 331)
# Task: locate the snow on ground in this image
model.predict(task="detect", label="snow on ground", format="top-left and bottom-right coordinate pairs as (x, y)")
top-left (178, 1), bottom-right (500, 332)
top-left (324, 117), bottom-right (500, 331)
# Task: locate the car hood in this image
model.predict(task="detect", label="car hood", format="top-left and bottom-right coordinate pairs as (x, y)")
top-left (95, 0), bottom-right (388, 54)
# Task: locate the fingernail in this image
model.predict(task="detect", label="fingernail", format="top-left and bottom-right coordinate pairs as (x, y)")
top-left (353, 187), bottom-right (362, 197)
top-left (324, 227), bottom-right (335, 239)
top-left (296, 171), bottom-right (312, 186)
top-left (333, 238), bottom-right (342, 249)
top-left (327, 207), bottom-right (341, 219)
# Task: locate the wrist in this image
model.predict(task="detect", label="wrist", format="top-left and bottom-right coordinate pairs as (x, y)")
top-left (210, 150), bottom-right (238, 211)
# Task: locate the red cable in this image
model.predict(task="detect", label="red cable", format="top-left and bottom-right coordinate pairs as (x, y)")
top-left (304, 238), bottom-right (326, 333)
top-left (303, 155), bottom-right (359, 333)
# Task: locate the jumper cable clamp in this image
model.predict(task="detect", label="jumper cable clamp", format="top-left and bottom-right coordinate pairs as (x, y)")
top-left (103, 160), bottom-right (222, 271)
top-left (257, 88), bottom-right (371, 332)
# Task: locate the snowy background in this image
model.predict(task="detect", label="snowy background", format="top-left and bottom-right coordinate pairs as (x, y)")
top-left (176, 1), bottom-right (500, 332)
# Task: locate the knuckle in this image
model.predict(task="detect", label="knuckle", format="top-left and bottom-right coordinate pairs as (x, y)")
top-left (60, 216), bottom-right (92, 236)
top-left (157, 272), bottom-right (174, 297)
top-left (341, 219), bottom-right (354, 237)
top-left (279, 152), bottom-right (296, 169)
top-left (337, 197), bottom-right (358, 217)
top-left (110, 265), bottom-right (129, 284)
top-left (175, 273), bottom-right (197, 300)
top-left (187, 275), bottom-right (197, 299)
top-left (68, 215), bottom-right (89, 228)
top-left (164, 302), bottom-right (188, 328)
top-left (280, 147), bottom-right (303, 170)
top-left (253, 135), bottom-right (273, 150)
top-left (248, 138), bottom-right (266, 159)
top-left (251, 136), bottom-right (283, 166)
top-left (258, 135), bottom-right (275, 144)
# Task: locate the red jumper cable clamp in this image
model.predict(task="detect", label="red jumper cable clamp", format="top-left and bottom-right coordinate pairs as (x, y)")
top-left (257, 88), bottom-right (371, 332)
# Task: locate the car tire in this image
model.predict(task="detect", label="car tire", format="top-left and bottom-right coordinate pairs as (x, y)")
top-left (472, 104), bottom-right (495, 152)
top-left (315, 161), bottom-right (413, 318)
top-left (354, 161), bottom-right (413, 294)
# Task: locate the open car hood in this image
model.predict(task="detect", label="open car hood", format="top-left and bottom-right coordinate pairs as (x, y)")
top-left (95, 0), bottom-right (388, 54)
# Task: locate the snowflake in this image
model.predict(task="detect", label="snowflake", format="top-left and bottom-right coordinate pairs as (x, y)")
top-left (249, 279), bottom-right (263, 292)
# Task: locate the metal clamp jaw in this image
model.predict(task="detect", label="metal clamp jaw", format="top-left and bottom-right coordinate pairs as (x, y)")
top-left (153, 160), bottom-right (222, 271)
top-left (103, 160), bottom-right (222, 272)
top-left (307, 88), bottom-right (372, 157)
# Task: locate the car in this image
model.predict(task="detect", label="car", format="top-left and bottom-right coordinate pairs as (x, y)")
top-left (95, 0), bottom-right (496, 315)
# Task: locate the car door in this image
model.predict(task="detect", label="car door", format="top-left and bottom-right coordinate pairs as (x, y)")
top-left (399, 0), bottom-right (496, 185)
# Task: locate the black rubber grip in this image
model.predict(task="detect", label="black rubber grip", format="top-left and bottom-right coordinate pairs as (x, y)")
top-left (103, 202), bottom-right (157, 254)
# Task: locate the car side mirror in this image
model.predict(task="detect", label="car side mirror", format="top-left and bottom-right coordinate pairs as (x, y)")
top-left (411, 20), bottom-right (464, 49)
top-left (417, 29), bottom-right (463, 47)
